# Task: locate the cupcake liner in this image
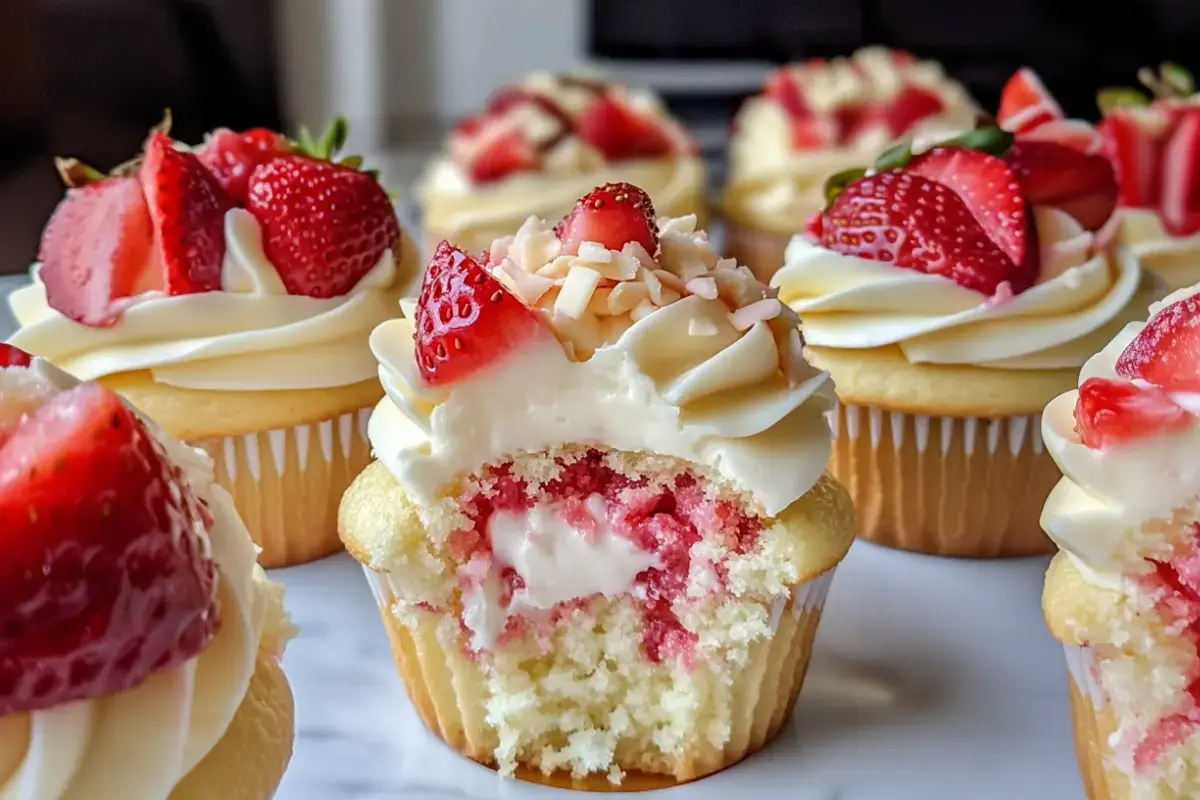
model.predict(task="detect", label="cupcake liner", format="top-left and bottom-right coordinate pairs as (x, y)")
top-left (197, 407), bottom-right (374, 568)
top-left (828, 401), bottom-right (1060, 557)
top-left (723, 221), bottom-right (796, 285)
top-left (363, 566), bottom-right (835, 790)
top-left (1064, 644), bottom-right (1128, 800)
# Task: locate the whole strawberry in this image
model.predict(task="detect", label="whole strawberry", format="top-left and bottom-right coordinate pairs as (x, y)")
top-left (0, 382), bottom-right (220, 714)
top-left (245, 121), bottom-right (400, 298)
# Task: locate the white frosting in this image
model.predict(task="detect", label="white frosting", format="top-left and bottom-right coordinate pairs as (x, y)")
top-left (460, 495), bottom-right (660, 649)
top-left (725, 48), bottom-right (978, 225)
top-left (8, 208), bottom-right (400, 391)
top-left (1115, 207), bottom-right (1200, 290)
top-left (0, 365), bottom-right (278, 799)
top-left (1041, 285), bottom-right (1200, 588)
top-left (368, 215), bottom-right (835, 518)
top-left (773, 208), bottom-right (1143, 369)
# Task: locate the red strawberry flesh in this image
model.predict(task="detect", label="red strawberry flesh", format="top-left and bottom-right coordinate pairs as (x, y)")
top-left (246, 154), bottom-right (401, 298)
top-left (1074, 376), bottom-right (1191, 449)
top-left (0, 345), bottom-right (32, 368)
top-left (1160, 108), bottom-right (1200, 236)
top-left (414, 242), bottom-right (545, 386)
top-left (469, 129), bottom-right (538, 183)
top-left (1116, 293), bottom-right (1200, 391)
top-left (576, 95), bottom-right (674, 162)
top-left (998, 68), bottom-right (1064, 133)
top-left (195, 127), bottom-right (288, 206)
top-left (556, 182), bottom-right (659, 257)
top-left (1006, 140), bottom-right (1119, 231)
top-left (0, 382), bottom-right (219, 715)
top-left (884, 84), bottom-right (945, 137)
top-left (140, 132), bottom-right (234, 295)
top-left (37, 176), bottom-right (155, 327)
top-left (1100, 108), bottom-right (1169, 208)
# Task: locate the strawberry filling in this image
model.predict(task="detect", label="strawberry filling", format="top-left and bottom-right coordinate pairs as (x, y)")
top-left (446, 449), bottom-right (762, 664)
top-left (1133, 531), bottom-right (1200, 772)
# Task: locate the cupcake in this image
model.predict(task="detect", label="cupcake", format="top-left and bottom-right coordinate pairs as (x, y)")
top-left (1041, 283), bottom-right (1200, 798)
top-left (7, 119), bottom-right (419, 567)
top-left (0, 343), bottom-right (294, 799)
top-left (1093, 62), bottom-right (1200, 290)
top-left (772, 73), bottom-right (1150, 558)
top-left (417, 72), bottom-right (706, 255)
top-left (722, 47), bottom-right (978, 282)
top-left (339, 182), bottom-right (853, 787)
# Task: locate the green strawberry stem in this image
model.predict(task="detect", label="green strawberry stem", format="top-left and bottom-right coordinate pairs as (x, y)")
top-left (823, 167), bottom-right (868, 205)
top-left (1097, 87), bottom-right (1152, 113)
top-left (1098, 62), bottom-right (1195, 113)
top-left (292, 116), bottom-right (380, 180)
top-left (935, 125), bottom-right (1014, 158)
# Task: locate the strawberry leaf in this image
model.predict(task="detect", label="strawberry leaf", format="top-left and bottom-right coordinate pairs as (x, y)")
top-left (824, 167), bottom-right (868, 206)
top-left (935, 125), bottom-right (1014, 158)
top-left (1097, 87), bottom-right (1151, 114)
top-left (876, 140), bottom-right (915, 172)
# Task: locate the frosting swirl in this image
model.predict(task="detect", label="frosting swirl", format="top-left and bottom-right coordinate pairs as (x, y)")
top-left (419, 73), bottom-right (705, 240)
top-left (369, 214), bottom-right (834, 516)
top-left (8, 209), bottom-right (410, 392)
top-left (773, 208), bottom-right (1145, 369)
top-left (1041, 285), bottom-right (1200, 588)
top-left (0, 361), bottom-right (289, 799)
top-left (1113, 207), bottom-right (1200, 290)
top-left (724, 48), bottom-right (977, 230)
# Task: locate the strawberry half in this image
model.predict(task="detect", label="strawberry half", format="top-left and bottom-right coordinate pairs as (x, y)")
top-left (0, 382), bottom-right (219, 715)
top-left (140, 131), bottom-right (234, 295)
top-left (246, 154), bottom-right (401, 298)
top-left (1006, 140), bottom-right (1119, 230)
top-left (1074, 376), bottom-right (1191, 449)
top-left (820, 169), bottom-right (1033, 296)
top-left (1159, 107), bottom-right (1200, 236)
top-left (1115, 293), bottom-right (1200, 392)
top-left (195, 127), bottom-right (288, 205)
top-left (0, 344), bottom-right (32, 368)
top-left (906, 147), bottom-right (1039, 290)
top-left (883, 85), bottom-right (946, 137)
top-left (998, 68), bottom-right (1064, 134)
top-left (414, 242), bottom-right (545, 385)
top-left (469, 128), bottom-right (539, 183)
top-left (1099, 106), bottom-right (1170, 208)
top-left (577, 94), bottom-right (675, 162)
top-left (555, 182), bottom-right (659, 256)
top-left (36, 176), bottom-right (155, 327)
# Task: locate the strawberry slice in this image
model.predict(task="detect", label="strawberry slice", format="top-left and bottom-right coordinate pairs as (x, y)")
top-left (1006, 140), bottom-right (1118, 230)
top-left (820, 170), bottom-right (1032, 296)
top-left (0, 344), bottom-right (32, 368)
top-left (1074, 376), bottom-right (1191, 449)
top-left (194, 127), bottom-right (288, 205)
top-left (765, 68), bottom-right (837, 149)
top-left (469, 128), bottom-right (538, 183)
top-left (1099, 107), bottom-right (1170, 208)
top-left (0, 382), bottom-right (219, 714)
top-left (36, 176), bottom-right (155, 327)
top-left (555, 182), bottom-right (659, 257)
top-left (246, 154), bottom-right (401, 298)
top-left (414, 242), bottom-right (545, 386)
top-left (140, 132), bottom-right (234, 295)
top-left (577, 94), bottom-right (675, 162)
top-left (998, 68), bottom-right (1064, 134)
top-left (1115, 293), bottom-right (1200, 391)
top-left (906, 147), bottom-right (1039, 287)
top-left (487, 87), bottom-right (573, 144)
top-left (884, 84), bottom-right (946, 137)
top-left (1159, 107), bottom-right (1200, 236)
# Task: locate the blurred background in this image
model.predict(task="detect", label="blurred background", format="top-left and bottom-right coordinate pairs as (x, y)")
top-left (1, 0), bottom-right (1198, 274)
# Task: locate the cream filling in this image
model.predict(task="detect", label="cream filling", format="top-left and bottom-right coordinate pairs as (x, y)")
top-left (8, 208), bottom-right (403, 391)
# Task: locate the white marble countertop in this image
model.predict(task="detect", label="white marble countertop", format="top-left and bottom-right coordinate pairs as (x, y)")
top-left (0, 275), bottom-right (1088, 800)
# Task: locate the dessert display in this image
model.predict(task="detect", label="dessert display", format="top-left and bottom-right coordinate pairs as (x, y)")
top-left (1042, 283), bottom-right (1200, 799)
top-left (0, 344), bottom-right (294, 799)
top-left (416, 73), bottom-right (706, 255)
top-left (772, 70), bottom-right (1150, 558)
top-left (7, 117), bottom-right (420, 567)
top-left (722, 47), bottom-right (978, 281)
top-left (1096, 62), bottom-right (1200, 290)
top-left (338, 182), bottom-right (854, 787)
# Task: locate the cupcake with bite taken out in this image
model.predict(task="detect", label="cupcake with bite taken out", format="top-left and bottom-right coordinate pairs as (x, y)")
top-left (1042, 282), bottom-right (1200, 799)
top-left (7, 117), bottom-right (420, 567)
top-left (417, 72), bottom-right (706, 255)
top-left (722, 47), bottom-right (978, 282)
top-left (1091, 62), bottom-right (1200, 290)
top-left (772, 70), bottom-right (1152, 558)
top-left (339, 183), bottom-right (853, 787)
top-left (0, 343), bottom-right (294, 799)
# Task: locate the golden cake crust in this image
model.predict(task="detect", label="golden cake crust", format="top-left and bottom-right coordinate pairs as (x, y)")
top-left (169, 647), bottom-right (294, 800)
top-left (1042, 552), bottom-right (1124, 646)
top-left (339, 459), bottom-right (855, 582)
top-left (805, 344), bottom-right (1077, 417)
